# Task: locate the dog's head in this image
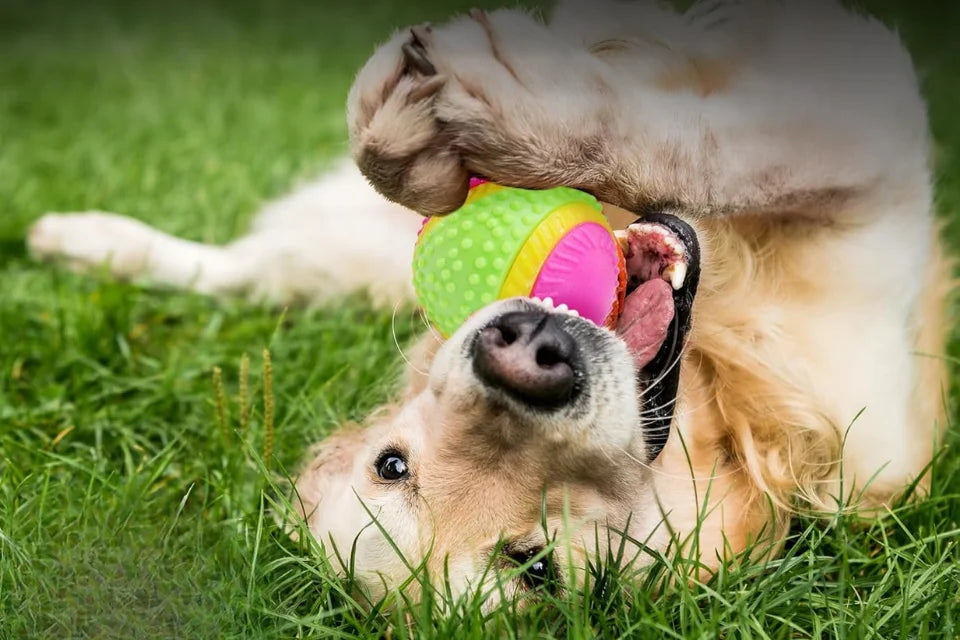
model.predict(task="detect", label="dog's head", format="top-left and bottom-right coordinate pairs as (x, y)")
top-left (292, 214), bottom-right (700, 605)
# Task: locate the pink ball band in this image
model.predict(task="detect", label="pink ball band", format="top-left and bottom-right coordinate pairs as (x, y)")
top-left (417, 216), bottom-right (430, 237)
top-left (530, 222), bottom-right (622, 326)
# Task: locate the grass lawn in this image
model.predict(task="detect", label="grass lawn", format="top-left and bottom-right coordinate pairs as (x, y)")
top-left (2, 0), bottom-right (959, 637)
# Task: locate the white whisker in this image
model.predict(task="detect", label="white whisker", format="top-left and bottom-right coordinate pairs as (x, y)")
top-left (417, 307), bottom-right (445, 343)
top-left (637, 395), bottom-right (679, 418)
top-left (392, 301), bottom-right (430, 376)
top-left (607, 441), bottom-right (743, 482)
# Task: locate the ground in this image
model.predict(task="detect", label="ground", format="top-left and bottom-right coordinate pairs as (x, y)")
top-left (1, 0), bottom-right (959, 637)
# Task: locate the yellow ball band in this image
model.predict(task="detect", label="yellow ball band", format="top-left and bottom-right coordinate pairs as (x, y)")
top-left (464, 182), bottom-right (505, 203)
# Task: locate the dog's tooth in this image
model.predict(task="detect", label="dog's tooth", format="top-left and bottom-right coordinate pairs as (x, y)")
top-left (543, 297), bottom-right (554, 308)
top-left (531, 296), bottom-right (542, 303)
top-left (556, 302), bottom-right (569, 314)
top-left (569, 308), bottom-right (580, 317)
top-left (663, 262), bottom-right (687, 289)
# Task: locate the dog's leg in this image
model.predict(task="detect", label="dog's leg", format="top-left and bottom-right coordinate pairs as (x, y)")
top-left (349, 1), bottom-right (929, 221)
top-left (27, 161), bottom-right (421, 308)
top-left (28, 211), bottom-right (255, 295)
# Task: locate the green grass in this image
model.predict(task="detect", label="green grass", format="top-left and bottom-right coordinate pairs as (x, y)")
top-left (1, 0), bottom-right (959, 637)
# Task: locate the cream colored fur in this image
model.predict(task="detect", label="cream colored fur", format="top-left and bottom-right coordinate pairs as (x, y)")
top-left (28, 0), bottom-right (951, 605)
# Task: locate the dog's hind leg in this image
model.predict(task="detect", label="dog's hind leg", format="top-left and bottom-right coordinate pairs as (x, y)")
top-left (27, 207), bottom-right (419, 308)
top-left (28, 211), bottom-right (255, 296)
top-left (27, 162), bottom-right (421, 308)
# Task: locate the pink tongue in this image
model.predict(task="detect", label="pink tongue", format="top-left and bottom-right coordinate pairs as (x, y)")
top-left (616, 279), bottom-right (675, 370)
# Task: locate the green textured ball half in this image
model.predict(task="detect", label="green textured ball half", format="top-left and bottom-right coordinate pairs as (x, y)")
top-left (412, 183), bottom-right (604, 337)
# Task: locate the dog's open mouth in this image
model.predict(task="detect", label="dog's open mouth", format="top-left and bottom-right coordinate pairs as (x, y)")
top-left (615, 214), bottom-right (701, 374)
top-left (614, 213), bottom-right (701, 457)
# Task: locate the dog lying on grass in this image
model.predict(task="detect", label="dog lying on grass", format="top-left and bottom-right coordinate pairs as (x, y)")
top-left (29, 0), bottom-right (952, 606)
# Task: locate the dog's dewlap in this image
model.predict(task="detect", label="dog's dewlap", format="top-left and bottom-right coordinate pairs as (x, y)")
top-left (413, 179), bottom-right (627, 336)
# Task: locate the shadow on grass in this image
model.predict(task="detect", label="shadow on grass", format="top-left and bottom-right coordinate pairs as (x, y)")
top-left (0, 234), bottom-right (28, 265)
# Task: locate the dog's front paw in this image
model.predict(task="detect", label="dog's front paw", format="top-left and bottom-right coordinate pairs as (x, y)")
top-left (348, 10), bottom-right (612, 215)
top-left (347, 24), bottom-right (470, 215)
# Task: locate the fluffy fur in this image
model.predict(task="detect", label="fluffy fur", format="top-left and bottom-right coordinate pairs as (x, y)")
top-left (28, 0), bottom-right (952, 605)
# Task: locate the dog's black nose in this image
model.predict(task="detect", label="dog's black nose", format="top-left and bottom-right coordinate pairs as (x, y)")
top-left (473, 311), bottom-right (579, 409)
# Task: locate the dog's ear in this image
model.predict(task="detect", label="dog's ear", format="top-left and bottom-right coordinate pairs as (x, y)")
top-left (398, 333), bottom-right (442, 398)
top-left (287, 425), bottom-right (368, 541)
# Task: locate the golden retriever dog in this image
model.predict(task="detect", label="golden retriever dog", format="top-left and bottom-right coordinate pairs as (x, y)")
top-left (29, 0), bottom-right (952, 607)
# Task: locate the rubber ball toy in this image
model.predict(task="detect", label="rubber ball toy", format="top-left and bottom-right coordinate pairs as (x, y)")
top-left (412, 178), bottom-right (627, 337)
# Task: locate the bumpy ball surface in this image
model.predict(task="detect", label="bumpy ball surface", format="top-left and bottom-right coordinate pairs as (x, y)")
top-left (413, 182), bottom-right (625, 337)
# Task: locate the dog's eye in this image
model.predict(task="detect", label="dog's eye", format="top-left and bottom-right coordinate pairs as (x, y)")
top-left (526, 556), bottom-right (550, 587)
top-left (375, 452), bottom-right (409, 481)
top-left (508, 547), bottom-right (555, 591)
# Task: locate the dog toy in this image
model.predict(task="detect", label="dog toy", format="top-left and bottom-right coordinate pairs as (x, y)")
top-left (412, 178), bottom-right (627, 337)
